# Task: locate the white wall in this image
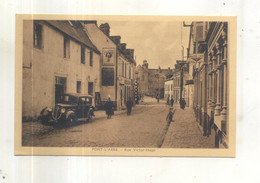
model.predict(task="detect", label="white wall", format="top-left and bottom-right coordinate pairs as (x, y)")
top-left (22, 20), bottom-right (100, 118)
top-left (84, 23), bottom-right (117, 101)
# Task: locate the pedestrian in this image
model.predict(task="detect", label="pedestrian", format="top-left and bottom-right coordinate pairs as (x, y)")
top-left (180, 98), bottom-right (186, 110)
top-left (170, 97), bottom-right (174, 107)
top-left (141, 94), bottom-right (144, 102)
top-left (126, 97), bottom-right (133, 115)
top-left (166, 107), bottom-right (175, 122)
top-left (157, 94), bottom-right (160, 103)
top-left (104, 97), bottom-right (114, 119)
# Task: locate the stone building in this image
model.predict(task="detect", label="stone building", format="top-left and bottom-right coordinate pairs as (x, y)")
top-left (148, 67), bottom-right (168, 98)
top-left (22, 20), bottom-right (101, 120)
top-left (136, 60), bottom-right (173, 98)
top-left (136, 60), bottom-right (149, 96)
top-left (187, 21), bottom-right (229, 148)
top-left (82, 21), bottom-right (136, 110)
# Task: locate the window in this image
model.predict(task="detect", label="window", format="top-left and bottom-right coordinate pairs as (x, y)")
top-left (77, 81), bottom-right (81, 93)
top-left (125, 63), bottom-right (127, 78)
top-left (81, 45), bottom-right (85, 64)
top-left (102, 68), bottom-right (114, 86)
top-left (63, 37), bottom-right (70, 58)
top-left (129, 66), bottom-right (131, 79)
top-left (89, 51), bottom-right (93, 66)
top-left (33, 23), bottom-right (42, 49)
top-left (122, 62), bottom-right (124, 77)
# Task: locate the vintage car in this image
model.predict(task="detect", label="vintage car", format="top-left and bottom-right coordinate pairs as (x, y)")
top-left (39, 93), bottom-right (95, 126)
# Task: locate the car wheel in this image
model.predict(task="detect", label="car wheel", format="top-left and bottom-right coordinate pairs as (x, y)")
top-left (41, 115), bottom-right (50, 125)
top-left (66, 114), bottom-right (77, 127)
top-left (40, 108), bottom-right (50, 125)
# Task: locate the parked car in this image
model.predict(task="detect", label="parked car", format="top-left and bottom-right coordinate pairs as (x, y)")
top-left (39, 93), bottom-right (95, 126)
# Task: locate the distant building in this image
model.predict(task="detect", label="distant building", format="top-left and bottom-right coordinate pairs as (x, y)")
top-left (148, 68), bottom-right (167, 98)
top-left (164, 79), bottom-right (173, 101)
top-left (136, 60), bottom-right (149, 96)
top-left (22, 20), bottom-right (101, 120)
top-left (136, 60), bottom-right (173, 98)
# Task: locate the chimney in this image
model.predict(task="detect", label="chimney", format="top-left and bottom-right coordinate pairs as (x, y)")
top-left (110, 36), bottom-right (121, 45)
top-left (82, 20), bottom-right (97, 25)
top-left (125, 49), bottom-right (134, 60)
top-left (158, 66), bottom-right (161, 72)
top-left (119, 43), bottom-right (126, 51)
top-left (99, 23), bottom-right (110, 36)
top-left (142, 60), bottom-right (148, 69)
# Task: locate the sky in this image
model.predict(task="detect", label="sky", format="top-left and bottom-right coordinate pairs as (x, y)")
top-left (97, 20), bottom-right (190, 69)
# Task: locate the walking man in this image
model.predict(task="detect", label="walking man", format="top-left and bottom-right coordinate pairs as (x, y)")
top-left (180, 98), bottom-right (186, 110)
top-left (166, 107), bottom-right (175, 122)
top-left (170, 97), bottom-right (174, 107)
top-left (126, 97), bottom-right (133, 115)
top-left (104, 97), bottom-right (114, 119)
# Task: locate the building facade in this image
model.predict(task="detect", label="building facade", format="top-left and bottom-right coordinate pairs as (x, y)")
top-left (22, 20), bottom-right (101, 120)
top-left (136, 60), bottom-right (173, 98)
top-left (164, 79), bottom-right (173, 100)
top-left (171, 69), bottom-right (181, 103)
top-left (136, 60), bottom-right (149, 96)
top-left (83, 21), bottom-right (136, 110)
top-left (187, 21), bottom-right (229, 148)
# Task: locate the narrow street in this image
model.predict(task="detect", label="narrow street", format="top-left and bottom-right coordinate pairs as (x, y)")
top-left (22, 96), bottom-right (214, 148)
top-left (22, 97), bottom-right (169, 147)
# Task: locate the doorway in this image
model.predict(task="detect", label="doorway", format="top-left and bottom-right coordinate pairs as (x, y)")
top-left (88, 82), bottom-right (93, 95)
top-left (55, 76), bottom-right (67, 103)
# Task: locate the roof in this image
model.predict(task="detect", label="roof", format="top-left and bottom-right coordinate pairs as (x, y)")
top-left (65, 93), bottom-right (94, 98)
top-left (44, 20), bottom-right (100, 54)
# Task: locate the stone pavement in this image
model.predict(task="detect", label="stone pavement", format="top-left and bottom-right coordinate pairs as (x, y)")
top-left (22, 97), bottom-right (170, 147)
top-left (22, 109), bottom-right (127, 146)
top-left (22, 96), bottom-right (215, 148)
top-left (161, 108), bottom-right (215, 148)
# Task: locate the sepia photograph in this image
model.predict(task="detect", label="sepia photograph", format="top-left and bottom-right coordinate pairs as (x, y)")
top-left (15, 15), bottom-right (236, 156)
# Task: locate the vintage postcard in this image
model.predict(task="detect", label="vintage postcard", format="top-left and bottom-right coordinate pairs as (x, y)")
top-left (15, 15), bottom-right (236, 157)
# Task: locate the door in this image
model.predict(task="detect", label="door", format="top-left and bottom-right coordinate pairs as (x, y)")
top-left (55, 76), bottom-right (67, 103)
top-left (88, 82), bottom-right (93, 95)
top-left (55, 84), bottom-right (64, 103)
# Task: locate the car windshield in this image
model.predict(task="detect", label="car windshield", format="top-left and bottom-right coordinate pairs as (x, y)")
top-left (61, 95), bottom-right (78, 104)
top-left (79, 97), bottom-right (92, 105)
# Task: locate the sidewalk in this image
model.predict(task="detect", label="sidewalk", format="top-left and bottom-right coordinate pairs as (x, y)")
top-left (161, 108), bottom-right (215, 148)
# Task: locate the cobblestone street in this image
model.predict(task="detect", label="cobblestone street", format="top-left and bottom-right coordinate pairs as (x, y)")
top-left (22, 97), bottom-right (170, 147)
top-left (22, 97), bottom-right (214, 148)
